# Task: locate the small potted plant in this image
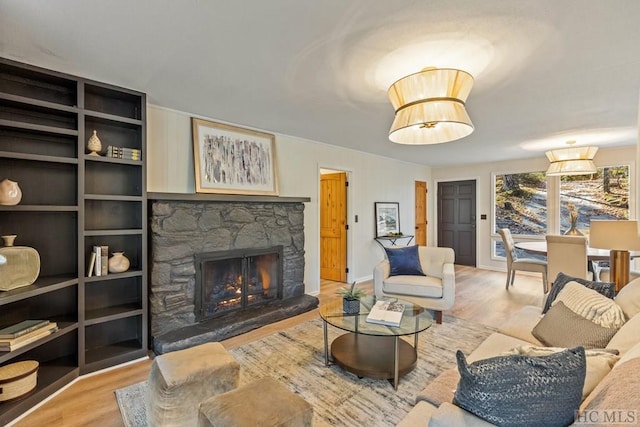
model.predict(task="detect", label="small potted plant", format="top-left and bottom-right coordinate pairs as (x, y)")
top-left (337, 281), bottom-right (366, 315)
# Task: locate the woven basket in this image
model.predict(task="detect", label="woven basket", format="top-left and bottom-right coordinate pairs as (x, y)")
top-left (0, 360), bottom-right (39, 402)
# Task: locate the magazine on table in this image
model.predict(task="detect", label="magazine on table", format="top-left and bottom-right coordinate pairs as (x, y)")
top-left (366, 300), bottom-right (405, 327)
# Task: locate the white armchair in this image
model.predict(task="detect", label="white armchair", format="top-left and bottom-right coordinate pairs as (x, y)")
top-left (373, 246), bottom-right (455, 324)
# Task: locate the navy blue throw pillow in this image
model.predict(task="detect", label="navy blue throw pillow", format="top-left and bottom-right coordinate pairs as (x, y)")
top-left (543, 272), bottom-right (615, 314)
top-left (454, 347), bottom-right (586, 427)
top-left (384, 245), bottom-right (424, 276)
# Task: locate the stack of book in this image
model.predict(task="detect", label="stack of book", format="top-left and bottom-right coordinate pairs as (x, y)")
top-left (0, 320), bottom-right (59, 352)
top-left (88, 245), bottom-right (109, 277)
top-left (106, 145), bottom-right (141, 160)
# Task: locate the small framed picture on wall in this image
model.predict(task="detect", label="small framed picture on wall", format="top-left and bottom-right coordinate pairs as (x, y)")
top-left (375, 202), bottom-right (400, 237)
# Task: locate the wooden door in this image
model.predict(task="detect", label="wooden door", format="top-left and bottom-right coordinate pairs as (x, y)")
top-left (320, 172), bottom-right (347, 281)
top-left (438, 180), bottom-right (476, 266)
top-left (414, 181), bottom-right (427, 246)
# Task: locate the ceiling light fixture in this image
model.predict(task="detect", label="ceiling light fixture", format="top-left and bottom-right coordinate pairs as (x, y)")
top-left (545, 140), bottom-right (598, 176)
top-left (387, 67), bottom-right (474, 145)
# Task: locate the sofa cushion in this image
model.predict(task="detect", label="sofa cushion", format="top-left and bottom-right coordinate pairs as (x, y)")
top-left (606, 311), bottom-right (640, 356)
top-left (614, 340), bottom-right (640, 368)
top-left (466, 332), bottom-right (532, 363)
top-left (553, 281), bottom-right (626, 328)
top-left (396, 401), bottom-right (439, 427)
top-left (578, 357), bottom-right (640, 419)
top-left (532, 302), bottom-right (618, 348)
top-left (502, 345), bottom-right (619, 400)
top-left (543, 272), bottom-right (615, 314)
top-left (384, 245), bottom-right (425, 276)
top-left (453, 347), bottom-right (586, 427)
top-left (615, 277), bottom-right (640, 320)
top-left (382, 274), bottom-right (443, 298)
top-left (429, 402), bottom-right (496, 427)
top-left (497, 305), bottom-right (544, 345)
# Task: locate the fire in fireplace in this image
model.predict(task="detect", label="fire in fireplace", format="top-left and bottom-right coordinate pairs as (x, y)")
top-left (194, 246), bottom-right (283, 321)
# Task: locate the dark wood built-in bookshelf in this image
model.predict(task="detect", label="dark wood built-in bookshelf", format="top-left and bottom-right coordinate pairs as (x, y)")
top-left (0, 58), bottom-right (147, 424)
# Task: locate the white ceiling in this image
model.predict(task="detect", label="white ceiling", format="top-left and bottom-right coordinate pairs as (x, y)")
top-left (1, 0), bottom-right (639, 166)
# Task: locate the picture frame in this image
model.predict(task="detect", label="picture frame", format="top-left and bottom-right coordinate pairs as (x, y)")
top-left (375, 202), bottom-right (400, 237)
top-left (192, 118), bottom-right (279, 195)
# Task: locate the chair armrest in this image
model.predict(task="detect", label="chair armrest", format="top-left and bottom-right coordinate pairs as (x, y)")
top-left (373, 259), bottom-right (390, 299)
top-left (441, 262), bottom-right (456, 309)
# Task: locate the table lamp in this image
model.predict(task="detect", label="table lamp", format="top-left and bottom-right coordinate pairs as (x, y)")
top-left (589, 220), bottom-right (640, 291)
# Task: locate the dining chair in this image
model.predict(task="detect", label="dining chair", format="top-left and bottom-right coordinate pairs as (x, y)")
top-left (498, 228), bottom-right (549, 293)
top-left (545, 234), bottom-right (592, 288)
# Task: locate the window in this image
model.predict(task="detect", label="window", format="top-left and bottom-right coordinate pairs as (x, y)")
top-left (559, 165), bottom-right (629, 233)
top-left (494, 172), bottom-right (547, 259)
top-left (495, 172), bottom-right (548, 235)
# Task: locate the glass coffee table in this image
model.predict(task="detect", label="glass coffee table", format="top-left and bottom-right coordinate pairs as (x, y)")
top-left (319, 295), bottom-right (433, 389)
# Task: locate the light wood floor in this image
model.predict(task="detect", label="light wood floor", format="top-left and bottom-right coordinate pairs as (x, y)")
top-left (13, 266), bottom-right (545, 427)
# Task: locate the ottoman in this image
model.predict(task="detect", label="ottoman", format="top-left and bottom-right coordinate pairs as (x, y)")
top-left (198, 376), bottom-right (313, 427)
top-left (146, 342), bottom-right (240, 426)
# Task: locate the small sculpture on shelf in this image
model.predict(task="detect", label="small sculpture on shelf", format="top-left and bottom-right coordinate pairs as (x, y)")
top-left (87, 130), bottom-right (102, 156)
top-left (0, 179), bottom-right (22, 205)
top-left (108, 252), bottom-right (130, 273)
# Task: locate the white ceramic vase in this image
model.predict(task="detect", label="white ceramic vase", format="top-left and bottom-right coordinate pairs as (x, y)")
top-left (108, 252), bottom-right (130, 273)
top-left (0, 179), bottom-right (22, 206)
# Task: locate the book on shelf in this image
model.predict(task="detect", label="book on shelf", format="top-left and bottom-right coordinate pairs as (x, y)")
top-left (0, 323), bottom-right (59, 352)
top-left (93, 245), bottom-right (109, 276)
top-left (0, 320), bottom-right (50, 339)
top-left (100, 245), bottom-right (108, 276)
top-left (106, 145), bottom-right (141, 160)
top-left (93, 245), bottom-right (102, 276)
top-left (87, 251), bottom-right (96, 278)
top-left (365, 300), bottom-right (405, 327)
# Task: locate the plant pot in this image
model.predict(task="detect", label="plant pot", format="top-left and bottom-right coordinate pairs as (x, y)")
top-left (343, 297), bottom-right (360, 315)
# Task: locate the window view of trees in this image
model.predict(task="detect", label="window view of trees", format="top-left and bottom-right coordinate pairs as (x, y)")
top-left (495, 172), bottom-right (548, 236)
top-left (559, 166), bottom-right (629, 233)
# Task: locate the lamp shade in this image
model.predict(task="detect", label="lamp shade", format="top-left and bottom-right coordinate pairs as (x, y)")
top-left (388, 68), bottom-right (474, 145)
top-left (589, 220), bottom-right (640, 251)
top-left (546, 145), bottom-right (598, 176)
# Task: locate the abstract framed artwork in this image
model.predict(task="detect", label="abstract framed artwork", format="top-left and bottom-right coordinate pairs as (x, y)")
top-left (375, 202), bottom-right (400, 237)
top-left (192, 118), bottom-right (279, 195)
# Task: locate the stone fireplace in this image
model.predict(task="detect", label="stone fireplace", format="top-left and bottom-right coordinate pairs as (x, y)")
top-left (148, 193), bottom-right (318, 354)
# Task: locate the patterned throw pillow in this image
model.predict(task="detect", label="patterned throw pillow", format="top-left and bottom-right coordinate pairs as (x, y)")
top-left (554, 281), bottom-right (626, 328)
top-left (543, 272), bottom-right (615, 314)
top-left (383, 245), bottom-right (425, 276)
top-left (503, 345), bottom-right (619, 400)
top-left (454, 347), bottom-right (586, 427)
top-left (532, 302), bottom-right (619, 348)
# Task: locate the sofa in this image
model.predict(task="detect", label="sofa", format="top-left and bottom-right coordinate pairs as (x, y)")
top-left (397, 274), bottom-right (640, 426)
top-left (374, 245), bottom-right (455, 324)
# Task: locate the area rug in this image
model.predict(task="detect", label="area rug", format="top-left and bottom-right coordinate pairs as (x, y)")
top-left (116, 315), bottom-right (495, 426)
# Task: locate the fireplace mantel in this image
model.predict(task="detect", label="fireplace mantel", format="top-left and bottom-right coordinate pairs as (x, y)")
top-left (148, 192), bottom-right (310, 204)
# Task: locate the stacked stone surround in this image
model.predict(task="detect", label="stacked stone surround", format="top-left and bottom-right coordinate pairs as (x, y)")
top-left (149, 197), bottom-right (307, 338)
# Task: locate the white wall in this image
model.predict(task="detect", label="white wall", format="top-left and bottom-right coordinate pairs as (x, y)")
top-left (147, 104), bottom-right (637, 288)
top-left (147, 105), bottom-right (431, 295)
top-left (431, 146), bottom-right (637, 271)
